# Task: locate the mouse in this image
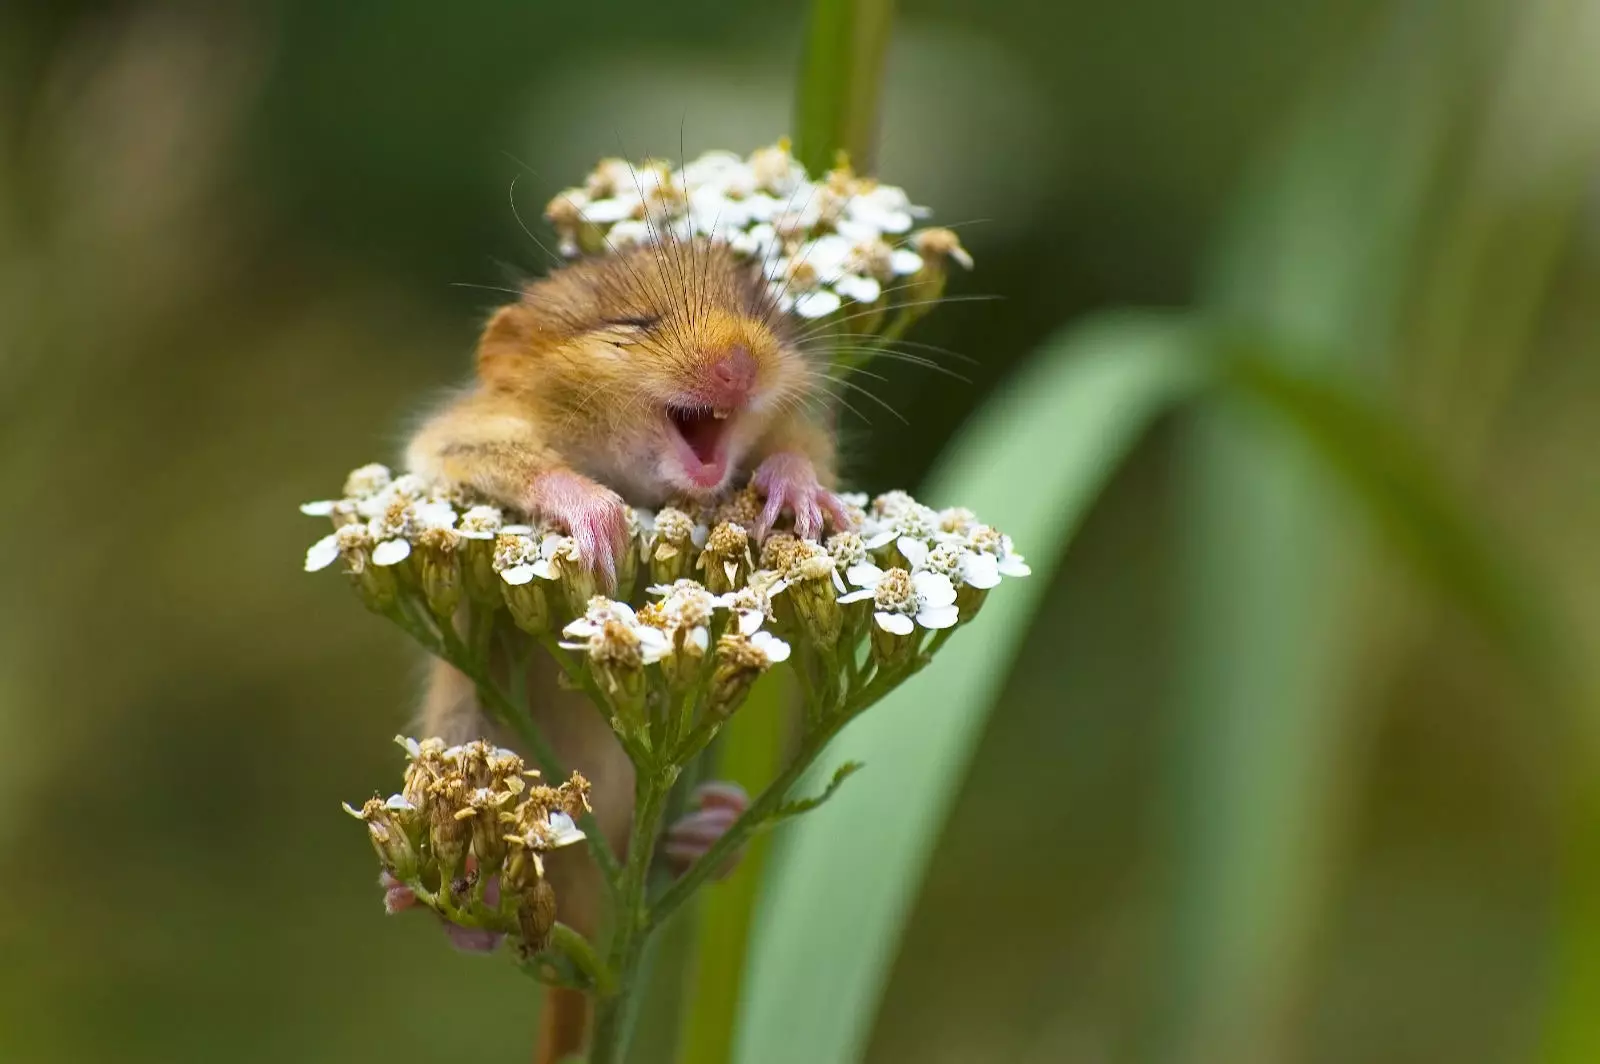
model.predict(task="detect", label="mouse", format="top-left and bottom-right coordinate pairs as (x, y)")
top-left (401, 236), bottom-right (852, 1062)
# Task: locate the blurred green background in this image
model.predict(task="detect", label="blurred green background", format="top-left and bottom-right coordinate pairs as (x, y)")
top-left (4, 1), bottom-right (1598, 1062)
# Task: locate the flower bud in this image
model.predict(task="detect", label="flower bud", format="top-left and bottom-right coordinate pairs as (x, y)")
top-left (698, 522), bottom-right (752, 595)
top-left (428, 777), bottom-right (473, 879)
top-left (456, 506), bottom-right (507, 605)
top-left (906, 227), bottom-right (973, 305)
top-left (648, 508), bottom-right (704, 586)
top-left (517, 878), bottom-right (559, 953)
top-left (550, 538), bottom-right (597, 617)
top-left (343, 794), bottom-right (422, 880)
top-left (416, 527), bottom-right (463, 618)
top-left (332, 524), bottom-right (400, 613)
top-left (786, 553), bottom-right (843, 648)
top-left (709, 630), bottom-right (790, 718)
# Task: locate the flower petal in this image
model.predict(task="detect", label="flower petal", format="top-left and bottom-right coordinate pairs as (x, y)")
top-left (546, 811), bottom-right (587, 847)
top-left (960, 552), bottom-right (1002, 590)
top-left (838, 588), bottom-right (876, 605)
top-left (372, 539), bottom-right (411, 566)
top-left (897, 537), bottom-right (929, 569)
top-left (300, 500), bottom-right (336, 516)
top-left (501, 564), bottom-right (536, 586)
top-left (875, 611), bottom-right (915, 636)
top-left (792, 289), bottom-right (842, 319)
top-left (911, 570), bottom-right (958, 608)
top-left (304, 534), bottom-right (340, 572)
top-left (845, 562), bottom-right (883, 588)
top-left (916, 604), bottom-right (960, 630)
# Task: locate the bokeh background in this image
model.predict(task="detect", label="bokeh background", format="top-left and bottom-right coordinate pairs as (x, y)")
top-left (4, 1), bottom-right (1599, 1062)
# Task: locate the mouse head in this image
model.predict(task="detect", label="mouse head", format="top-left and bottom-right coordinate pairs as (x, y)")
top-left (477, 240), bottom-right (816, 501)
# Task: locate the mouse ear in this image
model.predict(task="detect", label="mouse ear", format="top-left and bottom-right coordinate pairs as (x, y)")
top-left (476, 304), bottom-right (536, 381)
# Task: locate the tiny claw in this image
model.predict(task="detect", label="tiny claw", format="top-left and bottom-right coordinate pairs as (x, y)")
top-left (662, 780), bottom-right (750, 880)
top-left (526, 468), bottom-right (630, 592)
top-left (751, 452), bottom-right (842, 542)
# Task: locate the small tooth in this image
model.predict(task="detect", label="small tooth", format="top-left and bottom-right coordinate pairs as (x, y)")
top-left (712, 409), bottom-right (731, 420)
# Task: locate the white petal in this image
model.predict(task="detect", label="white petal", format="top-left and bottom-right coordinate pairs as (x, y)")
top-left (750, 631), bottom-right (791, 663)
top-left (862, 530), bottom-right (897, 550)
top-left (372, 538), bottom-right (411, 566)
top-left (691, 524), bottom-right (710, 548)
top-left (384, 794), bottom-right (415, 811)
top-left (831, 569), bottom-right (846, 592)
top-left (912, 570), bottom-right (958, 608)
top-left (530, 560), bottom-right (557, 581)
top-left (737, 609), bottom-right (765, 635)
top-left (897, 538), bottom-right (929, 569)
top-left (546, 811), bottom-right (587, 847)
top-left (834, 273), bottom-right (881, 304)
top-left (999, 557), bottom-right (1032, 577)
top-left (582, 195), bottom-right (641, 223)
top-left (838, 588), bottom-right (876, 605)
top-left (875, 611), bottom-right (915, 636)
top-left (846, 562), bottom-right (884, 588)
top-left (916, 604), bottom-right (961, 630)
top-left (689, 626), bottom-right (709, 653)
top-left (557, 638), bottom-right (588, 652)
top-left (562, 619), bottom-right (600, 639)
top-left (300, 500), bottom-right (336, 516)
top-left (501, 564), bottom-right (536, 586)
top-left (961, 552), bottom-right (1002, 590)
top-left (792, 289), bottom-right (842, 319)
top-left (724, 561), bottom-right (739, 584)
top-left (304, 534), bottom-right (340, 572)
top-left (890, 248), bottom-right (924, 275)
top-left (396, 736), bottom-right (422, 757)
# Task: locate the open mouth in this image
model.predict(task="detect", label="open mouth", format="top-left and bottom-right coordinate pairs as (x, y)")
top-left (666, 404), bottom-right (733, 488)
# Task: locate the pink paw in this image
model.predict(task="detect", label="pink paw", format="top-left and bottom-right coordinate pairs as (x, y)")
top-left (662, 781), bottom-right (749, 881)
top-left (751, 453), bottom-right (852, 541)
top-left (526, 468), bottom-right (631, 592)
top-left (377, 868), bottom-right (504, 954)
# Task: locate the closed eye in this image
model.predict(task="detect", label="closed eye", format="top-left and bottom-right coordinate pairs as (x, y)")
top-left (603, 314), bottom-right (660, 330)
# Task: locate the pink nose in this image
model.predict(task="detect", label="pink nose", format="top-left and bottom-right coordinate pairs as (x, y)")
top-left (706, 346), bottom-right (757, 404)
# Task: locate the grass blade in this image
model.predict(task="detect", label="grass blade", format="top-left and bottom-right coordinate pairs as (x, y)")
top-left (735, 312), bottom-right (1208, 1064)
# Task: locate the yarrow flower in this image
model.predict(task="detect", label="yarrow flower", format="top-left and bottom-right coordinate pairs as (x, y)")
top-left (543, 140), bottom-right (971, 321)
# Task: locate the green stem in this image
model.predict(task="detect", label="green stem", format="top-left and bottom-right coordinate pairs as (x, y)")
top-left (591, 767), bottom-right (676, 1064)
top-left (794, 0), bottom-right (896, 175)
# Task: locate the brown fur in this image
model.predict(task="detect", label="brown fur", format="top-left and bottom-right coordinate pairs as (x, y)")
top-left (407, 241), bottom-right (837, 1061)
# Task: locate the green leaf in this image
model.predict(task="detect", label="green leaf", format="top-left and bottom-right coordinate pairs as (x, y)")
top-left (734, 313), bottom-right (1208, 1064)
top-left (770, 761), bottom-right (862, 823)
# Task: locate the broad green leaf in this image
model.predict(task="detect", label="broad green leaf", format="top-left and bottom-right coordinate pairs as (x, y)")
top-left (734, 312), bottom-right (1208, 1064)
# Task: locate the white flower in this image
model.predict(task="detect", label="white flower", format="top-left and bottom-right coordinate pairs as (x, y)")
top-left (457, 505), bottom-right (504, 540)
top-left (493, 531), bottom-right (547, 585)
top-left (841, 182), bottom-right (927, 236)
top-left (647, 580), bottom-right (721, 653)
top-left (861, 500), bottom-right (939, 554)
top-left (967, 525), bottom-right (1031, 578)
top-left (838, 566), bottom-right (959, 634)
top-left (343, 463), bottom-right (394, 499)
top-left (905, 538), bottom-right (1001, 591)
top-left (560, 599), bottom-right (671, 663)
top-left (713, 582), bottom-right (779, 635)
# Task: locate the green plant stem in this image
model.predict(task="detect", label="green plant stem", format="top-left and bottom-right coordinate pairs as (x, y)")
top-left (591, 767), bottom-right (676, 1064)
top-left (794, 0), bottom-right (896, 175)
top-left (649, 660), bottom-right (914, 933)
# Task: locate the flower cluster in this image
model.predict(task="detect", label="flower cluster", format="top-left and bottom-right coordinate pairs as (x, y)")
top-left (544, 140), bottom-right (973, 320)
top-left (305, 466), bottom-right (1028, 745)
top-left (344, 736), bottom-right (591, 954)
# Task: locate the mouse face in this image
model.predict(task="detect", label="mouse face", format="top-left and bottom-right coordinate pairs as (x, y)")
top-left (477, 241), bottom-right (817, 503)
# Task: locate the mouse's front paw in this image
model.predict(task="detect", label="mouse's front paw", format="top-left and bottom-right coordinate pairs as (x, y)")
top-left (526, 468), bottom-right (631, 592)
top-left (751, 452), bottom-right (853, 541)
